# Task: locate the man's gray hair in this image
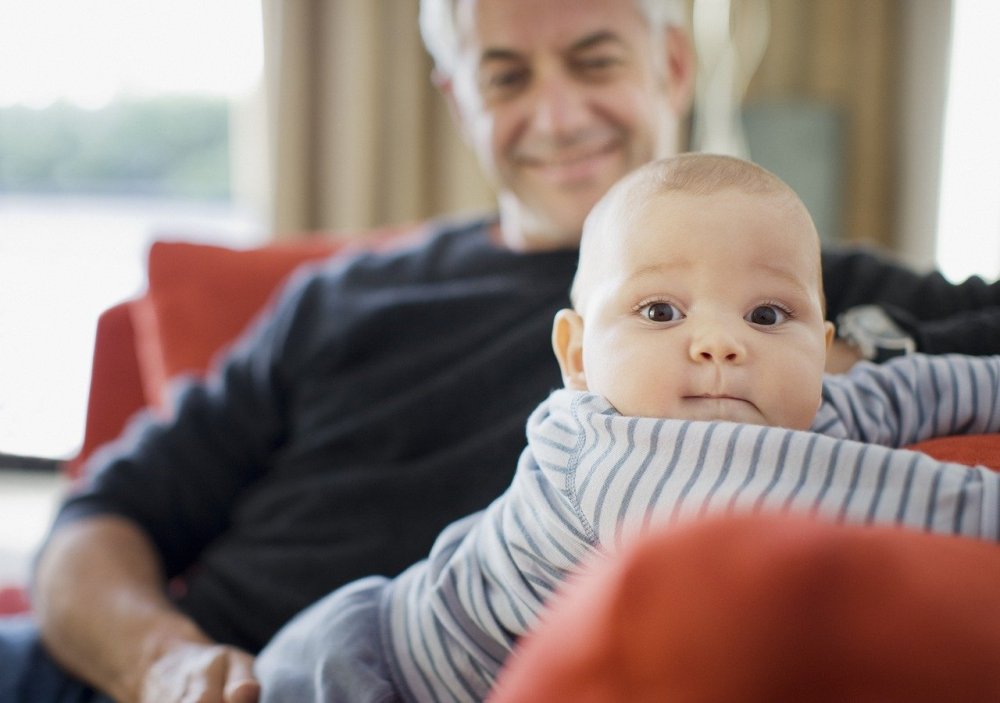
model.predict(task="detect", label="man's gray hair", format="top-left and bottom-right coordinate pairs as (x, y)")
top-left (419, 0), bottom-right (687, 76)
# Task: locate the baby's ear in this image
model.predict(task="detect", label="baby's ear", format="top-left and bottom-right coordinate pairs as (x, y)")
top-left (824, 321), bottom-right (836, 350)
top-left (552, 309), bottom-right (588, 390)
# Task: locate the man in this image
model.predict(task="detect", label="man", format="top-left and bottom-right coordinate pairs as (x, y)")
top-left (3, 1), bottom-right (998, 702)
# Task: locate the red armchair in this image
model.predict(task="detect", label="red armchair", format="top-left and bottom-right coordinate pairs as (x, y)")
top-left (491, 513), bottom-right (1000, 703)
top-left (66, 226), bottom-right (425, 480)
top-left (4, 223), bottom-right (999, 691)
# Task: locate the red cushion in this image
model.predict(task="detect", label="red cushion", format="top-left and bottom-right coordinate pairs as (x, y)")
top-left (489, 514), bottom-right (1000, 703)
top-left (64, 226), bottom-right (425, 475)
top-left (132, 238), bottom-right (346, 408)
top-left (0, 586), bottom-right (30, 615)
top-left (131, 225), bottom-right (425, 409)
top-left (907, 434), bottom-right (1000, 470)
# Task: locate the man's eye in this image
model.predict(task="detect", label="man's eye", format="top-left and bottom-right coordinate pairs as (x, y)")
top-left (643, 302), bottom-right (683, 323)
top-left (485, 68), bottom-right (528, 92)
top-left (746, 305), bottom-right (788, 326)
top-left (571, 56), bottom-right (621, 81)
top-left (576, 55), bottom-right (617, 71)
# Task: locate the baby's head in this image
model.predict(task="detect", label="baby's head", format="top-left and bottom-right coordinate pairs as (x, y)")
top-left (553, 153), bottom-right (835, 430)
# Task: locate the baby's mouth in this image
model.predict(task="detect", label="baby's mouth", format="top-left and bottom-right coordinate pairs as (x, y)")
top-left (687, 394), bottom-right (747, 402)
top-left (683, 394), bottom-right (760, 415)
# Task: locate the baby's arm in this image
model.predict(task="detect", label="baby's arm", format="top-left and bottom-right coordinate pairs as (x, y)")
top-left (401, 388), bottom-right (1000, 700)
top-left (554, 391), bottom-right (999, 549)
top-left (816, 354), bottom-right (1000, 447)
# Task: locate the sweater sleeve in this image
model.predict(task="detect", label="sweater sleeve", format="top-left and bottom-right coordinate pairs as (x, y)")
top-left (50, 264), bottom-right (324, 578)
top-left (558, 393), bottom-right (1000, 549)
top-left (822, 246), bottom-right (1000, 355)
top-left (385, 397), bottom-right (598, 702)
top-left (814, 354), bottom-right (1000, 447)
top-left (388, 389), bottom-right (1000, 701)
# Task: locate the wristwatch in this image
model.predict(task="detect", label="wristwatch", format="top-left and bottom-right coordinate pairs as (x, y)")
top-left (836, 305), bottom-right (916, 363)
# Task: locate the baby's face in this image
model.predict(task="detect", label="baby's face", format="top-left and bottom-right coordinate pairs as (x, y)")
top-left (573, 188), bottom-right (833, 430)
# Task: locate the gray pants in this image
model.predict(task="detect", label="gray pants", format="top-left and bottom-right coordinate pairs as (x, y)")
top-left (256, 576), bottom-right (401, 703)
top-left (0, 615), bottom-right (113, 703)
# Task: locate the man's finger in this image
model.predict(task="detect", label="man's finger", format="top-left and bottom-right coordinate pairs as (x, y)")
top-left (225, 678), bottom-right (261, 703)
top-left (224, 654), bottom-right (260, 703)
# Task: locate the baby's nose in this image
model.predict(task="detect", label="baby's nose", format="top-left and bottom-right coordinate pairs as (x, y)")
top-left (689, 322), bottom-right (746, 363)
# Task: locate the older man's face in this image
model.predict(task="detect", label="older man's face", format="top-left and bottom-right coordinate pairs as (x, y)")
top-left (447, 0), bottom-right (689, 250)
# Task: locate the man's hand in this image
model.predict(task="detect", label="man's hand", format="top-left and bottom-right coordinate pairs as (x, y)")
top-left (141, 642), bottom-right (260, 703)
top-left (32, 516), bottom-right (260, 703)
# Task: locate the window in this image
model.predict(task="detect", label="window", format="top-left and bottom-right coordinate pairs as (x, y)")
top-left (935, 0), bottom-right (1000, 283)
top-left (0, 0), bottom-right (267, 460)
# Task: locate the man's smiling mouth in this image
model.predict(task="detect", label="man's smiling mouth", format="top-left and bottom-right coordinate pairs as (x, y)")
top-left (517, 140), bottom-right (621, 184)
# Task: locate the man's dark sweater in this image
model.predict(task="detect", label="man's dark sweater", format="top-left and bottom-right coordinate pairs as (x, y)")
top-left (53, 215), bottom-right (1000, 652)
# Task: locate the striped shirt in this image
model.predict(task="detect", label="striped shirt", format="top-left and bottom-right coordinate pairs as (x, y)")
top-left (384, 354), bottom-right (1000, 702)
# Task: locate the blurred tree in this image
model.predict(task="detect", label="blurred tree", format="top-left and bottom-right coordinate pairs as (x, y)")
top-left (0, 97), bottom-right (230, 199)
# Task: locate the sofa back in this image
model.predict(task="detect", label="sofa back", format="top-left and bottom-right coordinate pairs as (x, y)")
top-left (65, 225), bottom-right (425, 478)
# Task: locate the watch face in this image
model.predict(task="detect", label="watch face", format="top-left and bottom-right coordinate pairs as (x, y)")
top-left (837, 305), bottom-right (916, 362)
top-left (854, 307), bottom-right (910, 341)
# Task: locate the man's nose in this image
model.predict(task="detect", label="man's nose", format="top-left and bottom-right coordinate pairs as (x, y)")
top-left (530, 71), bottom-right (590, 138)
top-left (689, 321), bottom-right (746, 364)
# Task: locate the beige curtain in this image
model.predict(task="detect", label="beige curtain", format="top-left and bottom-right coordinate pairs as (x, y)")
top-left (747, 0), bottom-right (900, 247)
top-left (261, 0), bottom-right (494, 238)
top-left (260, 0), bottom-right (901, 247)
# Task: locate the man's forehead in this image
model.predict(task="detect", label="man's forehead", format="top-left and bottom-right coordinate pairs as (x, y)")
top-left (455, 0), bottom-right (645, 56)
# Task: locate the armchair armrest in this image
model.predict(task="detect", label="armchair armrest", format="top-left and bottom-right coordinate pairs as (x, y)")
top-left (63, 301), bottom-right (148, 480)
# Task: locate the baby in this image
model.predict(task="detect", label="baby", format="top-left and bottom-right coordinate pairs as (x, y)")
top-left (554, 150), bottom-right (833, 429)
top-left (258, 154), bottom-right (1000, 702)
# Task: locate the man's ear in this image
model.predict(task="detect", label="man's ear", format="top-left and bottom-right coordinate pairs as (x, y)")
top-left (432, 70), bottom-right (475, 146)
top-left (663, 25), bottom-right (696, 118)
top-left (552, 309), bottom-right (588, 390)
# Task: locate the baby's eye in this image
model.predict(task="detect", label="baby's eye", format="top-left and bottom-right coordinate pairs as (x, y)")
top-left (745, 304), bottom-right (789, 326)
top-left (643, 302), bottom-right (684, 323)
